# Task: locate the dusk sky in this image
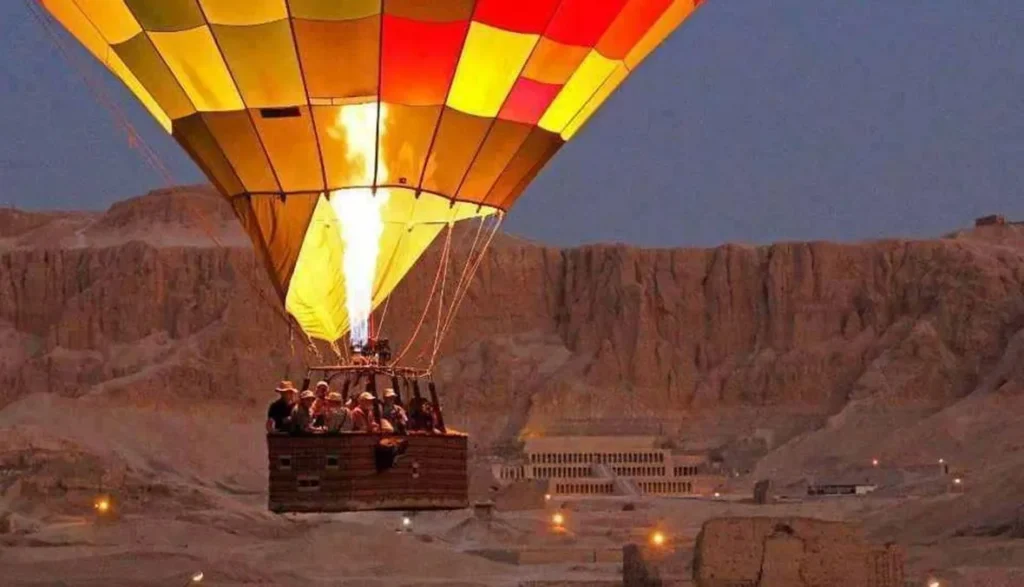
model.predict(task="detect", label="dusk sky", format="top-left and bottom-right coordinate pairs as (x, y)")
top-left (1, 1), bottom-right (1021, 248)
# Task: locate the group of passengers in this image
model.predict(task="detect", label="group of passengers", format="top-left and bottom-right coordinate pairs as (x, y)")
top-left (266, 379), bottom-right (441, 435)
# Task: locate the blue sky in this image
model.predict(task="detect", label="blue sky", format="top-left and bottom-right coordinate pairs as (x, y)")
top-left (1, 0), bottom-right (1022, 247)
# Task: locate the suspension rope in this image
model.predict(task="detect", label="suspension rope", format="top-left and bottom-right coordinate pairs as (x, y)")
top-left (428, 214), bottom-right (503, 370)
top-left (27, 0), bottom-right (302, 342)
top-left (392, 223), bottom-right (453, 366)
top-left (429, 222), bottom-right (456, 365)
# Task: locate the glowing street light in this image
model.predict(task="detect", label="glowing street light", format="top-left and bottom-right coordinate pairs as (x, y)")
top-left (650, 531), bottom-right (666, 547)
top-left (191, 571), bottom-right (204, 583)
top-left (871, 458), bottom-right (879, 467)
top-left (402, 516), bottom-right (412, 527)
top-left (93, 495), bottom-right (111, 515)
top-left (953, 478), bottom-right (962, 486)
top-left (927, 578), bottom-right (940, 587)
top-left (552, 512), bottom-right (565, 527)
top-left (544, 493), bottom-right (551, 501)
top-left (938, 458), bottom-right (945, 465)
top-left (713, 492), bottom-right (721, 499)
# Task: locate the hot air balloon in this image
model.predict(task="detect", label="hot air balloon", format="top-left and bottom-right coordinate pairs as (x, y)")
top-left (37, 0), bottom-right (705, 512)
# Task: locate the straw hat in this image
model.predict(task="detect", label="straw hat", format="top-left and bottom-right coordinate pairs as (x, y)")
top-left (357, 391), bottom-right (374, 402)
top-left (382, 388), bottom-right (397, 399)
top-left (275, 380), bottom-right (297, 393)
top-left (299, 390), bottom-right (315, 400)
top-left (326, 392), bottom-right (343, 403)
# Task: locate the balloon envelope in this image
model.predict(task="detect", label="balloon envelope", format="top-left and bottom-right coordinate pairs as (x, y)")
top-left (41, 0), bottom-right (703, 343)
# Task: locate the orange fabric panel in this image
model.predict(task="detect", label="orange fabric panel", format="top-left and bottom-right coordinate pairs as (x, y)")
top-left (597, 0), bottom-right (674, 60)
top-left (293, 17), bottom-right (380, 99)
top-left (250, 106), bottom-right (325, 192)
top-left (202, 111), bottom-right (281, 193)
top-left (421, 109), bottom-right (491, 195)
top-left (376, 104), bottom-right (441, 189)
top-left (233, 193), bottom-right (319, 297)
top-left (172, 114), bottom-right (245, 196)
top-left (455, 120), bottom-right (532, 203)
top-left (483, 128), bottom-right (562, 209)
top-left (384, 0), bottom-right (474, 22)
top-left (381, 16), bottom-right (468, 106)
top-left (522, 37), bottom-right (589, 85)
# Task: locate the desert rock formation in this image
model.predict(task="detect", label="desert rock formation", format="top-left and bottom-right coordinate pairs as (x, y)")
top-left (4, 186), bottom-right (1024, 585)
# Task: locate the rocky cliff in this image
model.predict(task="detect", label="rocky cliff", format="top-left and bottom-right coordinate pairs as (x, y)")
top-left (3, 186), bottom-right (1024, 451)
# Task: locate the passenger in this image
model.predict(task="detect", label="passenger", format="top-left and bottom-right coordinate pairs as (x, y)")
top-left (266, 381), bottom-right (297, 433)
top-left (350, 392), bottom-right (380, 433)
top-left (408, 397), bottom-right (439, 433)
top-left (324, 391), bottom-right (353, 433)
top-left (311, 380), bottom-right (330, 427)
top-left (381, 388), bottom-right (408, 435)
top-left (289, 389), bottom-right (319, 434)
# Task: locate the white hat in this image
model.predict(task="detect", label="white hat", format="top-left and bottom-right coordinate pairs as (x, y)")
top-left (358, 392), bottom-right (374, 402)
top-left (383, 388), bottom-right (397, 399)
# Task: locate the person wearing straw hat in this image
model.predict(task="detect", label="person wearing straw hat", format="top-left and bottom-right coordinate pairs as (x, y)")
top-left (381, 388), bottom-right (408, 435)
top-left (311, 380), bottom-right (330, 427)
top-left (324, 391), bottom-right (353, 433)
top-left (351, 391), bottom-right (380, 433)
top-left (266, 381), bottom-right (297, 433)
top-left (289, 389), bottom-right (319, 434)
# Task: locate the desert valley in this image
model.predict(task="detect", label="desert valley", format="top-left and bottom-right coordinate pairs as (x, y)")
top-left (3, 186), bottom-right (1024, 586)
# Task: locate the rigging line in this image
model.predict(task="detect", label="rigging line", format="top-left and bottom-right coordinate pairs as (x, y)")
top-left (438, 215), bottom-right (487, 334)
top-left (393, 224), bottom-right (453, 366)
top-left (28, 1), bottom-right (300, 337)
top-left (430, 215), bottom-right (503, 369)
top-left (430, 221), bottom-right (455, 366)
top-left (439, 214), bottom-right (500, 338)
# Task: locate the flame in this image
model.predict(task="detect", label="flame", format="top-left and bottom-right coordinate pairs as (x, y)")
top-left (328, 102), bottom-right (390, 348)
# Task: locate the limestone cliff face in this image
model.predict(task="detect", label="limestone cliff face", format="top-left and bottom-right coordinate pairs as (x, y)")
top-left (3, 187), bottom-right (1023, 448)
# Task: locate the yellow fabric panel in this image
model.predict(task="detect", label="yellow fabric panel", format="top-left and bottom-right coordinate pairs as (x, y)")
top-left (287, 189), bottom-right (497, 343)
top-left (251, 107), bottom-right (324, 192)
top-left (288, 0), bottom-right (381, 20)
top-left (448, 22), bottom-right (538, 118)
top-left (211, 21), bottom-right (305, 108)
top-left (71, 0), bottom-right (141, 44)
top-left (148, 27), bottom-right (244, 112)
top-left (198, 0), bottom-right (288, 25)
top-left (114, 33), bottom-right (197, 121)
top-left (371, 222), bottom-right (445, 311)
top-left (286, 196), bottom-right (349, 342)
top-left (538, 50), bottom-right (618, 134)
top-left (124, 0), bottom-right (204, 32)
top-left (41, 1), bottom-right (171, 131)
top-left (105, 50), bottom-right (173, 132)
top-left (203, 111), bottom-right (281, 193)
top-left (561, 63), bottom-right (628, 140)
top-left (625, 0), bottom-right (695, 69)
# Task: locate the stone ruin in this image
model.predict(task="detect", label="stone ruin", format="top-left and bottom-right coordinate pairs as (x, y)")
top-left (692, 517), bottom-right (904, 587)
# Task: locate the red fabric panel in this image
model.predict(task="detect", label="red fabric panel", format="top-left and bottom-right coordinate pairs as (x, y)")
top-left (381, 16), bottom-right (469, 106)
top-left (498, 78), bottom-right (561, 124)
top-left (597, 0), bottom-right (674, 59)
top-left (473, 0), bottom-right (561, 34)
top-left (546, 0), bottom-right (628, 47)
